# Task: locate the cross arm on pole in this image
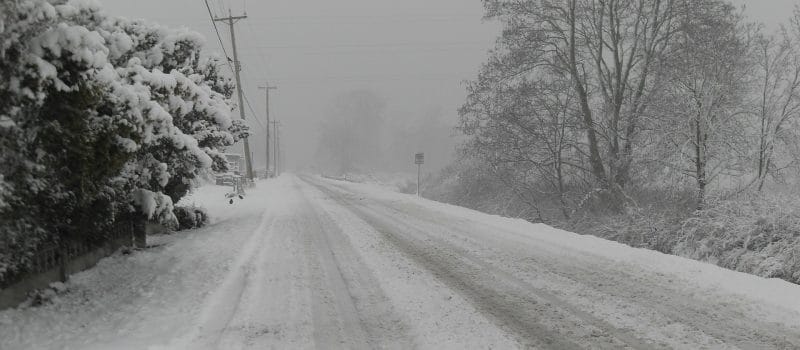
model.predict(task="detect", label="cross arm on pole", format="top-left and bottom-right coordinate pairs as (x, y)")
top-left (213, 15), bottom-right (247, 23)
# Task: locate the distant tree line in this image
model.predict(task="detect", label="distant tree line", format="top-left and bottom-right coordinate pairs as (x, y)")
top-left (0, 0), bottom-right (247, 280)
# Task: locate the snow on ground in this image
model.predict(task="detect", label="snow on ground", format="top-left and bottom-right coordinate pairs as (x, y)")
top-left (322, 171), bottom-right (416, 193)
top-left (308, 175), bottom-right (800, 348)
top-left (0, 178), bottom-right (287, 350)
top-left (2, 173), bottom-right (800, 349)
top-left (317, 176), bottom-right (800, 325)
top-left (297, 177), bottom-right (519, 349)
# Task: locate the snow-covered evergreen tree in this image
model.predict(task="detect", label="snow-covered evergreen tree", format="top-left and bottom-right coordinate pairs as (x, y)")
top-left (0, 0), bottom-right (246, 281)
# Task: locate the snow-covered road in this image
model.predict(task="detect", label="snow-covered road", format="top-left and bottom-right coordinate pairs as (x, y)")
top-left (2, 174), bottom-right (800, 349)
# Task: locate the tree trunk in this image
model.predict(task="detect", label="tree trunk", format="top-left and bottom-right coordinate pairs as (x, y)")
top-left (569, 0), bottom-right (608, 189)
top-left (694, 116), bottom-right (706, 210)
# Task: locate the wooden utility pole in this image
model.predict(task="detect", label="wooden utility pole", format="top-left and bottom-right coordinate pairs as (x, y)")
top-left (258, 83), bottom-right (277, 177)
top-left (214, 10), bottom-right (254, 181)
top-left (277, 124), bottom-right (281, 175)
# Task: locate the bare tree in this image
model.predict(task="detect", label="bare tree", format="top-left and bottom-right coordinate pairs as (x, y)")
top-left (659, 1), bottom-right (752, 207)
top-left (483, 0), bottom-right (680, 197)
top-left (752, 17), bottom-right (800, 190)
top-left (460, 69), bottom-right (583, 220)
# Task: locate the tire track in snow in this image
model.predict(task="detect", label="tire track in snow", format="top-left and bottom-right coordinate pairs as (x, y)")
top-left (305, 176), bottom-right (662, 349)
top-left (294, 179), bottom-right (413, 349)
top-left (297, 176), bottom-right (521, 349)
top-left (305, 178), bottom-right (582, 348)
top-left (184, 208), bottom-right (276, 349)
top-left (193, 178), bottom-right (412, 349)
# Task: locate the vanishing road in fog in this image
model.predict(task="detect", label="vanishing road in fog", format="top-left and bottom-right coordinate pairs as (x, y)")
top-left (3, 175), bottom-right (800, 349)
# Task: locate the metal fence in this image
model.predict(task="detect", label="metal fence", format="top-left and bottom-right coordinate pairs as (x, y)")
top-left (1, 219), bottom-right (135, 289)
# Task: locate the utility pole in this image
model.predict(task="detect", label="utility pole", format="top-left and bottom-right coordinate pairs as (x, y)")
top-left (415, 153), bottom-right (424, 196)
top-left (271, 120), bottom-right (281, 176)
top-left (258, 83), bottom-right (277, 177)
top-left (214, 10), bottom-right (254, 181)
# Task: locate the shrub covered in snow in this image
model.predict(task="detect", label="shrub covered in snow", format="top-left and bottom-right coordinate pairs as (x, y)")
top-left (676, 193), bottom-right (800, 283)
top-left (173, 205), bottom-right (209, 231)
top-left (0, 0), bottom-right (246, 281)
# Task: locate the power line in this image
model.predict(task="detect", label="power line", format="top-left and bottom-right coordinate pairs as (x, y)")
top-left (205, 1), bottom-right (268, 133)
top-left (205, 0), bottom-right (256, 127)
top-left (242, 92), bottom-right (266, 131)
top-left (203, 0), bottom-right (234, 73)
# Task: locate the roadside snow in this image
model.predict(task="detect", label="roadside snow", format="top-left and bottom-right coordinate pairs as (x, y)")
top-left (316, 176), bottom-right (800, 330)
top-left (323, 171), bottom-right (416, 193)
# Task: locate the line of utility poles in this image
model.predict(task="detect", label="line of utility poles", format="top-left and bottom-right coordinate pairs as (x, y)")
top-left (258, 83), bottom-right (277, 177)
top-left (213, 9), bottom-right (284, 181)
top-left (213, 10), bottom-right (254, 181)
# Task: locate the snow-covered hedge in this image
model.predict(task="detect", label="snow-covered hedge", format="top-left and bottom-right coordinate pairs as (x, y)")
top-left (0, 0), bottom-right (247, 281)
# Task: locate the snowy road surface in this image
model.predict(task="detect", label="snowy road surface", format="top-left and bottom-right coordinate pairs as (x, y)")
top-left (2, 174), bottom-right (800, 349)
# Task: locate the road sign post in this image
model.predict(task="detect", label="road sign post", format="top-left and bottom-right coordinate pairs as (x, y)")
top-left (415, 153), bottom-right (424, 196)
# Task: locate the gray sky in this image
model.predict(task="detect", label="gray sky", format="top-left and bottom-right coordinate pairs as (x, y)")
top-left (101, 0), bottom-right (498, 173)
top-left (99, 0), bottom-right (795, 172)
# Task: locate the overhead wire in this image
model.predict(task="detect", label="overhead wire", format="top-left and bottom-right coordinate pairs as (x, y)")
top-left (203, 0), bottom-right (234, 74)
top-left (204, 0), bottom-right (267, 134)
top-left (242, 92), bottom-right (266, 132)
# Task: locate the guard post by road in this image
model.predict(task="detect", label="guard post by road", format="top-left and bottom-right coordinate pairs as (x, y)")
top-left (415, 152), bottom-right (424, 196)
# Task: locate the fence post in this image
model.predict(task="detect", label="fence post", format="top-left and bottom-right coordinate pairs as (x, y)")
top-left (133, 218), bottom-right (146, 248)
top-left (58, 242), bottom-right (68, 282)
top-left (123, 220), bottom-right (133, 247)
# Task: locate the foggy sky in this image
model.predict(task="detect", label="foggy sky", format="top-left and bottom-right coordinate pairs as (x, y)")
top-left (99, 0), bottom-right (794, 173)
